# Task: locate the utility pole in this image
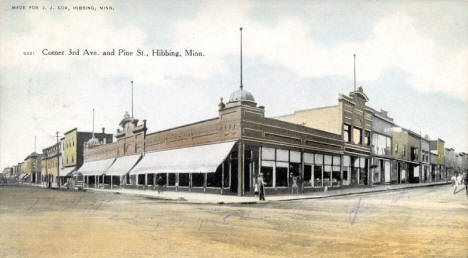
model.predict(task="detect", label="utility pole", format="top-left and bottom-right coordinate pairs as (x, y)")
top-left (56, 131), bottom-right (60, 189)
top-left (131, 81), bottom-right (134, 118)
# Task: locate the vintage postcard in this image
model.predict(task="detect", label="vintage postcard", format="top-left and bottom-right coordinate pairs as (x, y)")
top-left (0, 0), bottom-right (467, 257)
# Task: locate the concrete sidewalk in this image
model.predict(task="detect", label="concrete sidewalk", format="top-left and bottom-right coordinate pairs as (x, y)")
top-left (86, 182), bottom-right (450, 204)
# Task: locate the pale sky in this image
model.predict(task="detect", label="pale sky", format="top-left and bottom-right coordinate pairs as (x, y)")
top-left (1, 0), bottom-right (467, 169)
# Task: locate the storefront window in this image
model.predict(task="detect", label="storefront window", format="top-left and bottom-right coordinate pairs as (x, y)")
top-left (262, 147), bottom-right (275, 160)
top-left (262, 166), bottom-right (273, 187)
top-left (276, 166), bottom-right (288, 187)
top-left (276, 149), bottom-right (289, 162)
top-left (323, 155), bottom-right (332, 186)
top-left (323, 165), bottom-right (332, 186)
top-left (192, 173), bottom-right (204, 187)
top-left (304, 153), bottom-right (314, 164)
top-left (168, 173), bottom-right (176, 186)
top-left (207, 166), bottom-right (222, 187)
top-left (359, 158), bottom-right (367, 185)
top-left (314, 165), bottom-right (322, 187)
top-left (138, 174), bottom-right (145, 185)
top-left (332, 165), bottom-right (341, 186)
top-left (343, 167), bottom-right (350, 185)
top-left (179, 173), bottom-right (189, 186)
top-left (147, 174), bottom-right (154, 185)
top-left (304, 164), bottom-right (312, 186)
top-left (353, 127), bottom-right (362, 145)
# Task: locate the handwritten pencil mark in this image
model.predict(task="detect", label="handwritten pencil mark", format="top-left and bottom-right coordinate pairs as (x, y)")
top-left (349, 197), bottom-right (363, 225)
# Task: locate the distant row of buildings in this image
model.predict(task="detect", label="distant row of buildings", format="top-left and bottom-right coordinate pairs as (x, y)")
top-left (3, 84), bottom-right (467, 196)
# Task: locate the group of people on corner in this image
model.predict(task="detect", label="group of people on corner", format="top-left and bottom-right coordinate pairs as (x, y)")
top-left (451, 172), bottom-right (468, 195)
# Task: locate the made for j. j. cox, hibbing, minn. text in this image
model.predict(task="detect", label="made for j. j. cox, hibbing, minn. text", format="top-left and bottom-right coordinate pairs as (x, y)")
top-left (24, 49), bottom-right (204, 57)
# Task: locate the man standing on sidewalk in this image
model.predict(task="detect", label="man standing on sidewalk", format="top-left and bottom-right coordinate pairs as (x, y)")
top-left (258, 174), bottom-right (266, 201)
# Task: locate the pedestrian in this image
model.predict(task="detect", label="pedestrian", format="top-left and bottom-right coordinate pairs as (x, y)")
top-left (292, 176), bottom-right (299, 195)
top-left (464, 172), bottom-right (468, 196)
top-left (451, 175), bottom-right (457, 186)
top-left (452, 174), bottom-right (459, 194)
top-left (254, 180), bottom-right (259, 197)
top-left (258, 174), bottom-right (266, 201)
top-left (156, 175), bottom-right (164, 194)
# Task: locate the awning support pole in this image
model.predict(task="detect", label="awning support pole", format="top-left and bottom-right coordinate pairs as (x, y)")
top-left (221, 161), bottom-right (224, 195)
top-left (238, 142), bottom-right (244, 196)
top-left (145, 173), bottom-right (148, 190)
top-left (204, 173), bottom-right (207, 192)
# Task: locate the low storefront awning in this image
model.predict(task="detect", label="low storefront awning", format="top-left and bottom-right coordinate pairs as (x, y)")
top-left (59, 167), bottom-right (76, 177)
top-left (130, 141), bottom-right (236, 175)
top-left (77, 158), bottom-right (115, 176)
top-left (19, 173), bottom-right (29, 179)
top-left (105, 154), bottom-right (142, 176)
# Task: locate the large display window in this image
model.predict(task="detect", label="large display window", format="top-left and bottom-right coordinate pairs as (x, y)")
top-left (313, 165), bottom-right (323, 187)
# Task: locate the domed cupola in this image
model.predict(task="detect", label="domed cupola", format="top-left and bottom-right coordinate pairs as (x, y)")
top-left (228, 86), bottom-right (256, 103)
top-left (86, 136), bottom-right (100, 147)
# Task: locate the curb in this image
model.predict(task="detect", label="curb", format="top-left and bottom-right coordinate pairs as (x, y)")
top-left (85, 182), bottom-right (450, 205)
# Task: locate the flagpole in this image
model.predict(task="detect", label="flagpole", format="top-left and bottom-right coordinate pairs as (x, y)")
top-left (353, 53), bottom-right (356, 91)
top-left (240, 27), bottom-right (243, 90)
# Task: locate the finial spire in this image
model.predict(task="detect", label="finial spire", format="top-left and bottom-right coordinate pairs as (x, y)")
top-left (353, 53), bottom-right (356, 92)
top-left (240, 27), bottom-right (243, 90)
top-left (131, 80), bottom-right (134, 118)
top-left (34, 136), bottom-right (36, 152)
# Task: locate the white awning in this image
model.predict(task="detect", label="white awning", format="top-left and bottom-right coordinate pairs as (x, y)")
top-left (59, 167), bottom-right (76, 177)
top-left (77, 158), bottom-right (115, 176)
top-left (130, 141), bottom-right (236, 175)
top-left (19, 173), bottom-right (30, 179)
top-left (105, 154), bottom-right (142, 176)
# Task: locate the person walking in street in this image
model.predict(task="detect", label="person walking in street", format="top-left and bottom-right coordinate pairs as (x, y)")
top-left (258, 173), bottom-right (266, 201)
top-left (452, 174), bottom-right (459, 194)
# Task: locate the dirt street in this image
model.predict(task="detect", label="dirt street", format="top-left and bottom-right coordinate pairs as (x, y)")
top-left (0, 184), bottom-right (467, 257)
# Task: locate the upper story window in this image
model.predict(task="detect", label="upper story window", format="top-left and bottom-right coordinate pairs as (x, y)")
top-left (411, 147), bottom-right (419, 161)
top-left (364, 131), bottom-right (370, 146)
top-left (343, 124), bottom-right (351, 142)
top-left (353, 127), bottom-right (362, 145)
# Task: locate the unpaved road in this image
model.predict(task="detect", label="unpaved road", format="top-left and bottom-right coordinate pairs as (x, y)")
top-left (0, 184), bottom-right (467, 257)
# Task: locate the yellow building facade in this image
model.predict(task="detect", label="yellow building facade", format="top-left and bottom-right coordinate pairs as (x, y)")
top-left (276, 104), bottom-right (343, 135)
top-left (64, 129), bottom-right (78, 167)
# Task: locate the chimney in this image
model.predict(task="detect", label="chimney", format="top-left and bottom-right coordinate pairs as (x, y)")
top-left (102, 127), bottom-right (105, 134)
top-left (143, 119), bottom-right (147, 128)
